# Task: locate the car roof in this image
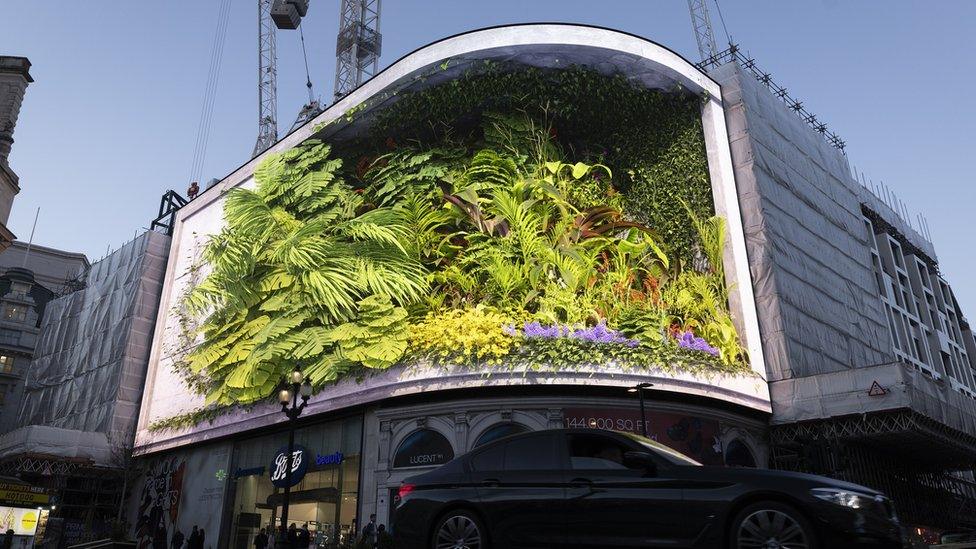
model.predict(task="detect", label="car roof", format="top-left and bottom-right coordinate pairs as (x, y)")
top-left (470, 427), bottom-right (632, 450)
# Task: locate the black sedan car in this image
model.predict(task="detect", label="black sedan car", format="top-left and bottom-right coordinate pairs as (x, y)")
top-left (394, 428), bottom-right (902, 548)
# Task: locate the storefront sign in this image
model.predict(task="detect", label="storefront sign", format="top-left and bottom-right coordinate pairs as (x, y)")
top-left (0, 483), bottom-right (49, 506)
top-left (563, 408), bottom-right (724, 465)
top-left (0, 506), bottom-right (40, 536)
top-left (270, 444), bottom-right (308, 488)
top-left (393, 429), bottom-right (454, 468)
top-left (315, 452), bottom-right (344, 466)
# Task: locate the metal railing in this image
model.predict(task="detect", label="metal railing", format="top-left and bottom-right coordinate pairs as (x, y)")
top-left (696, 43), bottom-right (846, 152)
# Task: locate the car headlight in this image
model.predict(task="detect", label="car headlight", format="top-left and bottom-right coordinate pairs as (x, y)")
top-left (811, 487), bottom-right (872, 509)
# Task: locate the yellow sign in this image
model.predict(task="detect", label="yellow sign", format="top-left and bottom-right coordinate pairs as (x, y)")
top-left (0, 489), bottom-right (49, 506)
top-left (19, 512), bottom-right (36, 532)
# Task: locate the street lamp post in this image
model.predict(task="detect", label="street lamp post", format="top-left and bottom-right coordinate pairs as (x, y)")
top-left (627, 382), bottom-right (654, 437)
top-left (278, 369), bottom-right (313, 539)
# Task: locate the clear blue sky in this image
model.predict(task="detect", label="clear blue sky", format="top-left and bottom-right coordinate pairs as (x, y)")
top-left (3, 1), bottom-right (975, 311)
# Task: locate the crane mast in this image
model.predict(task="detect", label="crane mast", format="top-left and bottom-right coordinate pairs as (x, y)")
top-left (253, 0), bottom-right (278, 157)
top-left (252, 0), bottom-right (383, 153)
top-left (333, 0), bottom-right (382, 101)
top-left (687, 0), bottom-right (719, 62)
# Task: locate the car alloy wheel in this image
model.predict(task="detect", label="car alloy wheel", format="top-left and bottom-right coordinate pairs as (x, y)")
top-left (434, 513), bottom-right (483, 549)
top-left (735, 508), bottom-right (810, 549)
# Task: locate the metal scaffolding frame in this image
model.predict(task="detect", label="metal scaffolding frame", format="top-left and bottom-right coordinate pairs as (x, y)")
top-left (0, 454), bottom-right (125, 543)
top-left (697, 44), bottom-right (846, 152)
top-left (771, 411), bottom-right (976, 528)
top-left (149, 190), bottom-right (188, 236)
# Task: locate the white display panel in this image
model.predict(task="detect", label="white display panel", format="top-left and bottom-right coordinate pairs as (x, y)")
top-left (134, 24), bottom-right (769, 455)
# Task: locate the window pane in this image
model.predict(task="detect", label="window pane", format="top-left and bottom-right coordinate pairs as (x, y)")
top-left (393, 429), bottom-right (454, 468)
top-left (568, 434), bottom-right (631, 470)
top-left (469, 444), bottom-right (505, 472)
top-left (473, 423), bottom-right (529, 448)
top-left (504, 436), bottom-right (556, 470)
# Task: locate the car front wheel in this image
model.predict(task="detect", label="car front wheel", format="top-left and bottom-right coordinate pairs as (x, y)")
top-left (730, 501), bottom-right (818, 549)
top-left (432, 510), bottom-right (486, 549)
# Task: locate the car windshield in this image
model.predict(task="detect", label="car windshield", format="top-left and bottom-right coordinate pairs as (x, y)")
top-left (618, 432), bottom-right (702, 466)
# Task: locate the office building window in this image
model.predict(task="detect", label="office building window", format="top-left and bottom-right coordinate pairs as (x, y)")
top-left (0, 330), bottom-right (18, 346)
top-left (8, 282), bottom-right (30, 299)
top-left (0, 356), bottom-right (12, 374)
top-left (3, 305), bottom-right (26, 323)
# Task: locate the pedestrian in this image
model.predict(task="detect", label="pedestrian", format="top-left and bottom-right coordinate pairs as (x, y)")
top-left (171, 528), bottom-right (185, 549)
top-left (287, 523), bottom-right (297, 549)
top-left (2, 530), bottom-right (12, 549)
top-left (362, 514), bottom-right (376, 539)
top-left (254, 527), bottom-right (268, 549)
top-left (152, 520), bottom-right (168, 549)
top-left (298, 524), bottom-right (310, 549)
top-left (276, 525), bottom-right (287, 549)
top-left (188, 526), bottom-right (199, 549)
top-left (362, 514), bottom-right (377, 548)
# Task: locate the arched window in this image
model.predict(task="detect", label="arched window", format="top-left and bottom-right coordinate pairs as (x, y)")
top-left (393, 429), bottom-right (454, 468)
top-left (724, 439), bottom-right (757, 468)
top-left (473, 423), bottom-right (529, 448)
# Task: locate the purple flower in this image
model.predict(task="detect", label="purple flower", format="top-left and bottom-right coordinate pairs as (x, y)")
top-left (514, 320), bottom-right (639, 347)
top-left (675, 331), bottom-right (719, 356)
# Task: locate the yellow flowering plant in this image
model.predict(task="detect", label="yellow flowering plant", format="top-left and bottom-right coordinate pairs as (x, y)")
top-left (408, 307), bottom-right (519, 365)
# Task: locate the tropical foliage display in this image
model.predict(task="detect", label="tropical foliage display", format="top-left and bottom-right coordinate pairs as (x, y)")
top-left (154, 64), bottom-right (750, 429)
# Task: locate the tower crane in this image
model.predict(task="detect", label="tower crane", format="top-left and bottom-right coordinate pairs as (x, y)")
top-left (333, 0), bottom-right (382, 101)
top-left (252, 0), bottom-right (381, 155)
top-left (252, 0), bottom-right (280, 157)
top-left (687, 0), bottom-right (719, 62)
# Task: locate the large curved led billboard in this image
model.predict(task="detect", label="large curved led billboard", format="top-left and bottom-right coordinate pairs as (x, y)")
top-left (134, 25), bottom-right (768, 454)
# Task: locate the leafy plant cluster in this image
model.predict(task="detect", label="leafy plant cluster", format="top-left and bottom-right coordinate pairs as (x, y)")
top-left (362, 64), bottom-right (713, 262)
top-left (158, 66), bottom-right (749, 430)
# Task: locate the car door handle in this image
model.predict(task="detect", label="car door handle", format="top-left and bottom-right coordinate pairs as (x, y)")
top-left (481, 478), bottom-right (500, 487)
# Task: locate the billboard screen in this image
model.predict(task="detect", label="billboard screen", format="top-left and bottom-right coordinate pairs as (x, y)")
top-left (135, 26), bottom-right (767, 453)
top-left (0, 506), bottom-right (40, 536)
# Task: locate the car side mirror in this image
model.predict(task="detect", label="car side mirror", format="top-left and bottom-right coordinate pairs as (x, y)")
top-left (623, 451), bottom-right (657, 475)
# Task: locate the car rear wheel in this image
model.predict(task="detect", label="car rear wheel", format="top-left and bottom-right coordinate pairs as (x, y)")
top-left (730, 501), bottom-right (818, 549)
top-left (432, 510), bottom-right (486, 549)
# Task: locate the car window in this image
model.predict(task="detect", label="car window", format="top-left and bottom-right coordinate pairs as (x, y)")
top-left (504, 435), bottom-right (557, 470)
top-left (618, 431), bottom-right (702, 466)
top-left (567, 433), bottom-right (635, 470)
top-left (469, 443), bottom-right (505, 472)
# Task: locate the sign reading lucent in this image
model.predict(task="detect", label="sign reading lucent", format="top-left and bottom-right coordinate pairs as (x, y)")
top-left (393, 429), bottom-right (454, 468)
top-left (270, 444), bottom-right (308, 488)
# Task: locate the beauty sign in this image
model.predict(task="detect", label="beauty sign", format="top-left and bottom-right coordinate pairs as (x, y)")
top-left (269, 445), bottom-right (308, 488)
top-left (315, 452), bottom-right (344, 467)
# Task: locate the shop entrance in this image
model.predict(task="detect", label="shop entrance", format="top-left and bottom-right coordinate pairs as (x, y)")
top-left (228, 416), bottom-right (362, 549)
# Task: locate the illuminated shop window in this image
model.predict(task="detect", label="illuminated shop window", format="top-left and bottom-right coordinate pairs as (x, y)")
top-left (0, 356), bottom-right (12, 374)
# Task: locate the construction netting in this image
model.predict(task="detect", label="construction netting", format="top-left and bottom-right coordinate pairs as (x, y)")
top-left (16, 231), bottom-right (169, 436)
